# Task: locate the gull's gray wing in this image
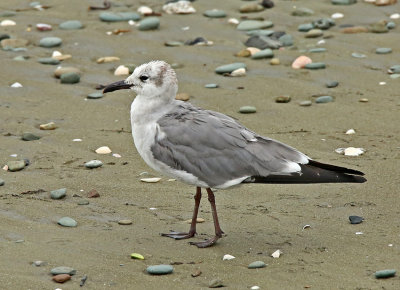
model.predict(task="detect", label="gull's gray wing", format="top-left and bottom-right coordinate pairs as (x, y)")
top-left (151, 102), bottom-right (309, 188)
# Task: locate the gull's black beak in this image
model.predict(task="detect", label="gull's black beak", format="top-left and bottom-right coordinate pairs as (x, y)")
top-left (103, 80), bottom-right (133, 93)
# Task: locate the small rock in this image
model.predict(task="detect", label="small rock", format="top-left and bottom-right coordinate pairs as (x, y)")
top-left (0, 11), bottom-right (16, 17)
top-left (203, 9), bottom-right (226, 18)
top-left (131, 253), bottom-right (144, 260)
top-left (14, 56), bottom-right (29, 61)
top-left (326, 81), bottom-right (339, 88)
top-left (36, 23), bottom-right (52, 31)
top-left (279, 34), bottom-right (293, 46)
top-left (375, 0), bottom-right (397, 6)
top-left (60, 72), bottom-right (80, 84)
top-left (175, 93), bottom-right (190, 101)
top-left (39, 37), bottom-right (62, 48)
top-left (50, 188), bottom-right (67, 200)
top-left (351, 52), bottom-right (366, 58)
top-left (237, 20), bottom-right (273, 31)
top-left (346, 129), bottom-right (356, 135)
top-left (271, 249), bottom-right (282, 258)
top-left (291, 7), bottom-right (314, 17)
top-left (87, 92), bottom-right (103, 99)
top-left (141, 177), bottom-right (161, 183)
top-left (275, 96), bottom-right (291, 103)
top-left (375, 269), bottom-right (396, 279)
top-left (10, 82), bottom-right (23, 88)
top-left (95, 146), bottom-right (112, 154)
top-left (388, 65), bottom-right (400, 74)
top-left (248, 261), bottom-right (266, 269)
top-left (376, 47), bottom-right (392, 54)
top-left (209, 278), bottom-right (224, 288)
top-left (0, 179), bottom-right (4, 186)
top-left (40, 122), bottom-right (57, 130)
top-left (99, 12), bottom-right (141, 22)
top-left (261, 0), bottom-right (274, 8)
top-left (245, 35), bottom-right (281, 49)
top-left (331, 0), bottom-right (357, 4)
top-left (38, 57), bottom-right (60, 65)
top-left (59, 20), bottom-right (83, 30)
top-left (118, 219), bottom-right (132, 225)
top-left (185, 218), bottom-right (205, 224)
top-left (341, 26), bottom-right (368, 33)
top-left (349, 215), bottom-right (364, 224)
top-left (22, 132), bottom-right (41, 141)
top-left (1, 38), bottom-right (29, 49)
top-left (85, 160), bottom-right (103, 169)
top-left (230, 68), bottom-right (246, 77)
top-left (205, 84), bottom-right (218, 88)
top-left (386, 22), bottom-right (396, 29)
top-left (335, 147), bottom-right (365, 156)
top-left (304, 62), bottom-right (326, 69)
top-left (78, 200), bottom-right (89, 205)
top-left (146, 265), bottom-right (174, 275)
top-left (239, 3), bottom-right (264, 13)
top-left (138, 17), bottom-right (160, 31)
top-left (58, 217), bottom-right (77, 227)
top-left (165, 41), bottom-right (184, 47)
top-left (370, 21), bottom-right (389, 33)
top-left (191, 269), bottom-right (202, 277)
top-left (215, 63), bottom-right (246, 74)
top-left (54, 67), bottom-right (81, 78)
top-left (315, 96), bottom-right (333, 103)
top-left (52, 274), bottom-right (71, 283)
top-left (96, 56), bottom-right (120, 63)
top-left (270, 58), bottom-right (280, 65)
top-left (298, 23), bottom-right (314, 32)
top-left (239, 106), bottom-right (256, 114)
top-left (292, 56), bottom-right (312, 69)
top-left (223, 254), bottom-right (235, 260)
top-left (251, 286), bottom-right (260, 290)
top-left (305, 29), bottom-right (323, 38)
top-left (87, 189), bottom-right (100, 198)
top-left (299, 100), bottom-right (312, 106)
top-left (51, 52), bottom-right (71, 61)
top-left (251, 48), bottom-right (274, 59)
top-left (50, 266), bottom-right (76, 275)
top-left (331, 13), bottom-right (344, 19)
top-left (7, 160), bottom-right (25, 172)
top-left (32, 260), bottom-right (45, 267)
top-left (312, 18), bottom-right (335, 30)
top-left (114, 65), bottom-right (130, 76)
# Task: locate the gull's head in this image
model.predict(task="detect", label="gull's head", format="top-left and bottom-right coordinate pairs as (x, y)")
top-left (103, 60), bottom-right (178, 100)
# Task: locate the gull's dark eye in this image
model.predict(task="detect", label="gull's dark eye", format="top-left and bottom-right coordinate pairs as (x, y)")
top-left (139, 75), bottom-right (149, 82)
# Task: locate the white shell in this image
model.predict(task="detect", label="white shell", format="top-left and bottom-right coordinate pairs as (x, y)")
top-left (163, 1), bottom-right (196, 14)
top-left (11, 82), bottom-right (23, 88)
top-left (114, 65), bottom-right (129, 76)
top-left (251, 287), bottom-right (260, 290)
top-left (331, 13), bottom-right (344, 19)
top-left (73, 138), bottom-right (82, 142)
top-left (271, 249), bottom-right (282, 258)
top-left (140, 177), bottom-right (161, 183)
top-left (95, 146), bottom-right (112, 154)
top-left (230, 68), bottom-right (246, 77)
top-left (112, 153), bottom-right (121, 158)
top-left (52, 51), bottom-right (62, 57)
top-left (228, 18), bottom-right (239, 25)
top-left (335, 147), bottom-right (365, 156)
top-left (1, 20), bottom-right (16, 26)
top-left (246, 47), bottom-right (261, 55)
top-left (137, 6), bottom-right (153, 15)
top-left (390, 13), bottom-right (400, 19)
top-left (222, 254), bottom-right (235, 260)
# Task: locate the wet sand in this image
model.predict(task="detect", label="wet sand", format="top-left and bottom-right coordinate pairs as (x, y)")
top-left (1, 0), bottom-right (400, 289)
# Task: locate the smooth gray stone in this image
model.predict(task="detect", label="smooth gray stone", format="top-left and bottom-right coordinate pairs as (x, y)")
top-left (299, 100), bottom-right (312, 106)
top-left (205, 83), bottom-right (218, 88)
top-left (237, 20), bottom-right (273, 31)
top-left (203, 9), bottom-right (226, 18)
top-left (298, 23), bottom-right (314, 32)
top-left (22, 132), bottom-right (41, 141)
top-left (7, 160), bottom-right (25, 172)
top-left (376, 47), bottom-right (392, 54)
top-left (51, 266), bottom-right (76, 275)
top-left (248, 261), bottom-right (266, 269)
top-left (77, 200), bottom-right (89, 205)
top-left (351, 52), bottom-right (366, 58)
top-left (390, 74), bottom-right (400, 79)
top-left (0, 179), bottom-right (4, 186)
top-left (87, 92), bottom-right (103, 99)
top-left (304, 62), bottom-right (326, 69)
top-left (326, 81), bottom-right (339, 88)
top-left (59, 20), bottom-right (83, 30)
top-left (39, 37), bottom-right (62, 48)
top-left (387, 22), bottom-right (396, 29)
top-left (389, 65), bottom-right (400, 74)
top-left (239, 106), bottom-right (256, 113)
top-left (251, 48), bottom-right (274, 59)
top-left (99, 12), bottom-right (140, 22)
top-left (57, 217), bottom-right (77, 227)
top-left (209, 279), bottom-right (224, 288)
top-left (331, 0), bottom-right (357, 4)
top-left (60, 72), bottom-right (80, 84)
top-left (349, 215), bottom-right (363, 224)
top-left (215, 63), bottom-right (246, 74)
top-left (38, 57), bottom-right (60, 65)
top-left (146, 265), bottom-right (174, 275)
top-left (245, 35), bottom-right (282, 49)
top-left (291, 7), bottom-right (314, 16)
top-left (50, 188), bottom-right (67, 200)
top-left (375, 269), bottom-right (396, 279)
top-left (315, 96), bottom-right (333, 103)
top-left (138, 17), bottom-right (160, 31)
top-left (246, 29), bottom-right (274, 36)
top-left (309, 48), bottom-right (327, 53)
top-left (84, 160), bottom-right (103, 169)
top-left (279, 34), bottom-right (293, 46)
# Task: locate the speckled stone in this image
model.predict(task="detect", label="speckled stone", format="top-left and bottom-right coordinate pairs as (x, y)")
top-left (146, 265), bottom-right (174, 275)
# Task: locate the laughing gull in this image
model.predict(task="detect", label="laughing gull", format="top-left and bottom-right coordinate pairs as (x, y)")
top-left (103, 60), bottom-right (366, 248)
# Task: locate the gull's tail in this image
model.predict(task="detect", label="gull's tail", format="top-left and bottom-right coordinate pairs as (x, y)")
top-left (247, 160), bottom-right (366, 184)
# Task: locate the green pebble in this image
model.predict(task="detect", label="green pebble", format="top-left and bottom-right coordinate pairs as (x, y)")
top-left (375, 269), bottom-right (396, 279)
top-left (131, 253), bottom-right (144, 260)
top-left (50, 188), bottom-right (67, 200)
top-left (57, 217), bottom-right (77, 227)
top-left (251, 48), bottom-right (274, 59)
top-left (39, 37), bottom-right (62, 48)
top-left (146, 265), bottom-right (173, 275)
top-left (138, 17), bottom-right (160, 31)
top-left (0, 178), bottom-right (5, 186)
top-left (85, 160), bottom-right (103, 169)
top-left (298, 23), bottom-right (314, 32)
top-left (50, 266), bottom-right (76, 275)
top-left (205, 83), bottom-right (218, 88)
top-left (203, 9), bottom-right (226, 18)
top-left (77, 200), bottom-right (89, 205)
top-left (38, 57), bottom-right (60, 65)
top-left (87, 92), bottom-right (103, 99)
top-left (239, 106), bottom-right (256, 114)
top-left (279, 34), bottom-right (293, 46)
top-left (237, 20), bottom-right (273, 31)
top-left (215, 63), bottom-right (246, 74)
top-left (376, 48), bottom-right (392, 54)
top-left (304, 62), bottom-right (326, 69)
top-left (21, 132), bottom-right (41, 141)
top-left (59, 20), bottom-right (83, 30)
top-left (60, 72), bottom-right (80, 84)
top-left (309, 48), bottom-right (327, 53)
top-left (331, 0), bottom-right (356, 5)
top-left (99, 12), bottom-right (140, 22)
top-left (248, 261), bottom-right (266, 269)
top-left (246, 29), bottom-right (274, 36)
top-left (7, 160), bottom-right (25, 172)
top-left (315, 96), bottom-right (333, 103)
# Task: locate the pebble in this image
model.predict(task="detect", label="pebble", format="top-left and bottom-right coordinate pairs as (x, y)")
top-left (203, 9), bottom-right (226, 18)
top-left (326, 81), bottom-right (338, 88)
top-left (300, 100), bottom-right (312, 106)
top-left (346, 129), bottom-right (356, 135)
top-left (251, 287), bottom-right (260, 290)
top-left (248, 261), bottom-right (266, 269)
top-left (305, 62), bottom-right (326, 69)
top-left (175, 93), bottom-right (190, 101)
top-left (309, 48), bottom-right (327, 53)
top-left (292, 56), bottom-right (312, 69)
top-left (54, 67), bottom-right (81, 78)
top-left (209, 279), bottom-right (224, 288)
top-left (291, 7), bottom-right (314, 17)
top-left (312, 18), bottom-right (335, 30)
top-left (99, 12), bottom-right (141, 22)
top-left (230, 68), bottom-right (246, 77)
top-left (271, 249), bottom-right (282, 258)
top-left (239, 3), bottom-right (264, 13)
top-left (246, 30), bottom-right (274, 37)
top-left (39, 37), bottom-right (62, 48)
top-left (261, 0), bottom-right (274, 8)
top-left (97, 56), bottom-right (120, 63)
top-left (58, 217), bottom-right (77, 227)
top-left (50, 188), bottom-right (67, 200)
top-left (375, 0), bottom-right (397, 6)
top-left (331, 12), bottom-right (344, 19)
top-left (298, 23), bottom-right (314, 32)
top-left (22, 132), bottom-right (41, 141)
top-left (140, 177), bottom-right (161, 183)
top-left (351, 52), bottom-right (366, 58)
top-left (33, 260), bottom-right (45, 267)
top-left (279, 34), bottom-right (293, 46)
top-left (0, 11), bottom-right (16, 17)
top-left (375, 269), bottom-right (396, 279)
top-left (370, 21), bottom-right (388, 33)
top-left (85, 160), bottom-right (103, 169)
top-left (341, 26), bottom-right (368, 34)
top-left (40, 122), bottom-right (57, 130)
top-left (215, 63), bottom-right (246, 74)
top-left (51, 266), bottom-right (76, 275)
top-left (13, 56), bottom-right (28, 61)
top-left (245, 35), bottom-right (281, 49)
top-left (78, 200), bottom-right (89, 205)
top-left (137, 6), bottom-right (152, 15)
top-left (146, 265), bottom-right (174, 275)
top-left (275, 96), bottom-right (291, 103)
top-left (7, 160), bottom-right (25, 172)
top-left (138, 17), bottom-right (160, 31)
top-left (59, 20), bottom-right (83, 30)
top-left (0, 34), bottom-right (10, 41)
top-left (270, 58), bottom-right (280, 65)
top-left (331, 0), bottom-right (357, 4)
top-left (376, 47), bottom-right (392, 54)
top-left (1, 38), bottom-right (29, 49)
top-left (118, 219), bottom-right (132, 225)
top-left (239, 106), bottom-right (256, 114)
top-left (10, 82), bottom-right (23, 88)
top-left (222, 254), bottom-right (235, 260)
top-left (95, 146), bottom-right (112, 154)
top-left (131, 253), bottom-right (144, 260)
top-left (185, 218), bottom-right (205, 224)
top-left (87, 189), bottom-right (100, 198)
top-left (165, 41), bottom-right (184, 47)
top-left (349, 215), bottom-right (364, 224)
top-left (60, 72), bottom-right (80, 84)
top-left (386, 22), bottom-right (395, 29)
top-left (388, 65), bottom-right (400, 74)
top-left (87, 92), bottom-right (103, 99)
top-left (237, 20), bottom-right (273, 31)
top-left (0, 179), bottom-right (4, 186)
top-left (36, 23), bottom-right (52, 31)
top-left (1, 19), bottom-right (16, 26)
top-left (315, 96), bottom-right (333, 103)
top-left (251, 48), bottom-right (274, 59)
top-left (305, 29), bottom-right (323, 38)
top-left (52, 274), bottom-right (71, 283)
top-left (114, 65), bottom-right (130, 76)
top-left (37, 57), bottom-right (60, 65)
top-left (228, 18), bottom-right (240, 25)
top-left (205, 83), bottom-right (218, 88)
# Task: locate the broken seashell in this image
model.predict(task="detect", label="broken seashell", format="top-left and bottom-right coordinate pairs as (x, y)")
top-left (95, 146), bottom-right (112, 154)
top-left (140, 177), bottom-right (161, 183)
top-left (271, 249), bottom-right (282, 258)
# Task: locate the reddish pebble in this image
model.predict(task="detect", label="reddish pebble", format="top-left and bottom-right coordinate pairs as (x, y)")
top-left (88, 189), bottom-right (100, 198)
top-left (36, 23), bottom-right (52, 31)
top-left (52, 274), bottom-right (71, 283)
top-left (292, 56), bottom-right (312, 69)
